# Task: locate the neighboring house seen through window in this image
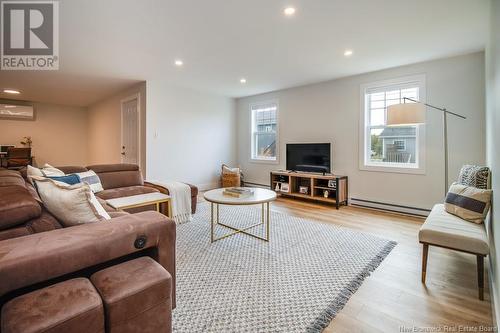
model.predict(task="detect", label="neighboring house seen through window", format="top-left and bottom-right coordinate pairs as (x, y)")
top-left (359, 75), bottom-right (426, 173)
top-left (251, 101), bottom-right (278, 162)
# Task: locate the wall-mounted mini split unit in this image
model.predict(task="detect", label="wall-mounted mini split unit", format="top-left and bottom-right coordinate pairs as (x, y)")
top-left (0, 100), bottom-right (35, 120)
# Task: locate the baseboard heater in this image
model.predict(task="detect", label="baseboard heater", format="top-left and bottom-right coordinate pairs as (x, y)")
top-left (242, 182), bottom-right (270, 189)
top-left (350, 198), bottom-right (431, 217)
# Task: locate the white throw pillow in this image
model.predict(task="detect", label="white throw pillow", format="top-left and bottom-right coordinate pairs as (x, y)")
top-left (32, 177), bottom-right (110, 227)
top-left (74, 170), bottom-right (104, 193)
top-left (27, 164), bottom-right (65, 184)
top-left (222, 165), bottom-right (240, 175)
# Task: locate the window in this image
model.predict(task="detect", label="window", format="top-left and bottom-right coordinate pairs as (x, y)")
top-left (393, 140), bottom-right (406, 151)
top-left (359, 75), bottom-right (426, 173)
top-left (250, 101), bottom-right (278, 162)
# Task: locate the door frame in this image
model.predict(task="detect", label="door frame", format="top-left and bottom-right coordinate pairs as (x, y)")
top-left (120, 93), bottom-right (141, 165)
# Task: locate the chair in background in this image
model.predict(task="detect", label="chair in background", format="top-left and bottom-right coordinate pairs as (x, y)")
top-left (6, 147), bottom-right (32, 169)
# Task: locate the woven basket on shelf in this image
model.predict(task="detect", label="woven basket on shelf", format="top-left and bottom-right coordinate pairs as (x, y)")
top-left (221, 164), bottom-right (241, 187)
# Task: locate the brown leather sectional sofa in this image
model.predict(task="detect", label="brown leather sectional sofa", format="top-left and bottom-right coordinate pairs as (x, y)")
top-left (0, 164), bottom-right (197, 332)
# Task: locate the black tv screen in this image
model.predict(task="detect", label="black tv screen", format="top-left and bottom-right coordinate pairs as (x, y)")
top-left (286, 143), bottom-right (331, 173)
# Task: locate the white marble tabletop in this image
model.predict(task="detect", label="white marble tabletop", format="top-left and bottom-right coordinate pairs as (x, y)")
top-left (203, 187), bottom-right (276, 205)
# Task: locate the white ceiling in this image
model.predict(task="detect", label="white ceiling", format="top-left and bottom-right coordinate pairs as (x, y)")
top-left (0, 0), bottom-right (489, 106)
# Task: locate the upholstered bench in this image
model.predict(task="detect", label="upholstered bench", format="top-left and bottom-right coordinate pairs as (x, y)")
top-left (419, 203), bottom-right (489, 300)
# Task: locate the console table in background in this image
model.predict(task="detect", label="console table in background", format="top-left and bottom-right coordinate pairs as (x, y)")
top-left (270, 171), bottom-right (348, 209)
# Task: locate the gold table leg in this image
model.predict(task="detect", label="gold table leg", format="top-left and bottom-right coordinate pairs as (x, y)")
top-left (210, 202), bottom-right (271, 243)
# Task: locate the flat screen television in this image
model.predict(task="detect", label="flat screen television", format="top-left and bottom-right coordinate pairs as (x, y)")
top-left (286, 143), bottom-right (331, 174)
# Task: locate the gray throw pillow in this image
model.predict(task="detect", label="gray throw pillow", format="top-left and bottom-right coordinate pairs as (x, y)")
top-left (457, 165), bottom-right (490, 189)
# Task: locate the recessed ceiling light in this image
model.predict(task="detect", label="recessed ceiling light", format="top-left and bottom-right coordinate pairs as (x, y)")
top-left (344, 50), bottom-right (353, 57)
top-left (240, 78), bottom-right (247, 84)
top-left (174, 59), bottom-right (183, 66)
top-left (284, 7), bottom-right (296, 16)
top-left (2, 89), bottom-right (20, 94)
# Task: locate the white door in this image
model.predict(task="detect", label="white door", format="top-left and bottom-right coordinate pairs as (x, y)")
top-left (121, 97), bottom-right (139, 164)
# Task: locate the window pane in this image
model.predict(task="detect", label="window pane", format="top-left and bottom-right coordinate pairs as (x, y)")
top-left (254, 133), bottom-right (276, 159)
top-left (369, 126), bottom-right (417, 164)
top-left (370, 100), bottom-right (385, 109)
top-left (401, 88), bottom-right (418, 100)
top-left (386, 98), bottom-right (400, 107)
top-left (386, 90), bottom-right (400, 100)
top-left (370, 92), bottom-right (385, 101)
top-left (369, 128), bottom-right (384, 163)
top-left (364, 81), bottom-right (421, 169)
top-left (370, 108), bottom-right (385, 126)
top-left (252, 102), bottom-right (278, 161)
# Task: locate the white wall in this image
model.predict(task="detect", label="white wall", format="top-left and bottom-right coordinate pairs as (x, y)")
top-left (236, 52), bottom-right (485, 210)
top-left (0, 103), bottom-right (88, 166)
top-left (87, 82), bottom-right (147, 173)
top-left (486, 0), bottom-right (500, 324)
top-left (146, 82), bottom-right (236, 189)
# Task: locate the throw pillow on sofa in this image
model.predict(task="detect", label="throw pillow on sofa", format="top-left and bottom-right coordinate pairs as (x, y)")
top-left (32, 177), bottom-right (110, 227)
top-left (47, 174), bottom-right (81, 185)
top-left (74, 170), bottom-right (104, 193)
top-left (444, 182), bottom-right (492, 224)
top-left (27, 164), bottom-right (65, 184)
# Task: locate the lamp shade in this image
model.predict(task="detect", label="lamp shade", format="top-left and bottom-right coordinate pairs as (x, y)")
top-left (386, 103), bottom-right (426, 126)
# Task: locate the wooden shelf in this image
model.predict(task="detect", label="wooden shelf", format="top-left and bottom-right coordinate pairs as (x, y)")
top-left (313, 185), bottom-right (336, 191)
top-left (270, 171), bottom-right (348, 209)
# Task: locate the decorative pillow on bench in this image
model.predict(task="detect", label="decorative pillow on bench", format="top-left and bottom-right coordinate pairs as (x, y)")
top-left (457, 165), bottom-right (490, 189)
top-left (444, 183), bottom-right (492, 224)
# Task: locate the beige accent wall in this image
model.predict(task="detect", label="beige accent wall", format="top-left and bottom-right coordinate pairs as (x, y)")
top-left (0, 103), bottom-right (88, 166)
top-left (87, 82), bottom-right (146, 175)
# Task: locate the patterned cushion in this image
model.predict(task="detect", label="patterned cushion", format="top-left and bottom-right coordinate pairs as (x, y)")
top-left (457, 165), bottom-right (490, 189)
top-left (75, 170), bottom-right (104, 193)
top-left (444, 183), bottom-right (492, 224)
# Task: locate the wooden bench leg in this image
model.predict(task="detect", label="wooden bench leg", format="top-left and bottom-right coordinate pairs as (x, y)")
top-left (477, 255), bottom-right (484, 301)
top-left (421, 243), bottom-right (429, 283)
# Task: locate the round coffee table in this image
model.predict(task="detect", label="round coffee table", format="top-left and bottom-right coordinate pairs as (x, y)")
top-left (203, 188), bottom-right (277, 243)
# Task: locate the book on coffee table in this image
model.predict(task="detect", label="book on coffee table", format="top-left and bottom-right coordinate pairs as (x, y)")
top-left (222, 187), bottom-right (254, 198)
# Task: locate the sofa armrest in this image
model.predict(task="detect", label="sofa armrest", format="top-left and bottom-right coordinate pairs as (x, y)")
top-left (0, 211), bottom-right (176, 305)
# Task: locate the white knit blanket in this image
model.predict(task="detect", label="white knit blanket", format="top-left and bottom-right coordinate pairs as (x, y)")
top-left (150, 181), bottom-right (192, 224)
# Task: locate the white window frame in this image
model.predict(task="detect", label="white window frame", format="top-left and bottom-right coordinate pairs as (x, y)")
top-left (359, 74), bottom-right (426, 174)
top-left (249, 100), bottom-right (279, 164)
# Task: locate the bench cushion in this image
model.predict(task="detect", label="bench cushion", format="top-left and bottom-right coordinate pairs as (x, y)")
top-left (419, 204), bottom-right (489, 255)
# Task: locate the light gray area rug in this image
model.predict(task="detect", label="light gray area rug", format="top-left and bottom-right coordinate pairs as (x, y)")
top-left (173, 202), bottom-right (396, 332)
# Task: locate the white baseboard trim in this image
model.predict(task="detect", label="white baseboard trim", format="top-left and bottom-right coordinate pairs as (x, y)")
top-left (350, 198), bottom-right (431, 217)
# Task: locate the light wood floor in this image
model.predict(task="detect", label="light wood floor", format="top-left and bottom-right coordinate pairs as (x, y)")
top-left (200, 194), bottom-right (494, 332)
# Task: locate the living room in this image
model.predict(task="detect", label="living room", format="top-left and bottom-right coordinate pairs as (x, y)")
top-left (0, 0), bottom-right (499, 332)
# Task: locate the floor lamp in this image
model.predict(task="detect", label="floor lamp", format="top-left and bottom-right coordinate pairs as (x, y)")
top-left (386, 97), bottom-right (466, 196)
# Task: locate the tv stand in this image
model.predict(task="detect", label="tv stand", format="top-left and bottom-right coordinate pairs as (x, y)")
top-left (270, 170), bottom-right (348, 209)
